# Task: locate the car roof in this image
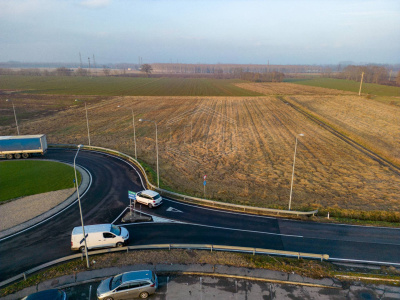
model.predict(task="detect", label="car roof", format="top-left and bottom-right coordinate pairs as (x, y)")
top-left (141, 190), bottom-right (159, 197)
top-left (122, 270), bottom-right (153, 283)
top-left (72, 224), bottom-right (112, 234)
top-left (23, 289), bottom-right (65, 300)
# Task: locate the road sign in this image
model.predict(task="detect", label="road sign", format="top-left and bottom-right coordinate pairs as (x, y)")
top-left (128, 191), bottom-right (136, 200)
top-left (203, 175), bottom-right (207, 180)
top-left (203, 180), bottom-right (206, 186)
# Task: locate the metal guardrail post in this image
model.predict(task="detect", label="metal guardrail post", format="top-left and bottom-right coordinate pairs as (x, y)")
top-left (0, 243), bottom-right (329, 289)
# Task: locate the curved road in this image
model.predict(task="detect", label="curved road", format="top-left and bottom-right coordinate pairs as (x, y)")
top-left (0, 149), bottom-right (399, 282)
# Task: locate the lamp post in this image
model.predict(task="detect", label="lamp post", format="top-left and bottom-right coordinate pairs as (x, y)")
top-left (117, 105), bottom-right (137, 160)
top-left (139, 118), bottom-right (159, 188)
top-left (74, 144), bottom-right (90, 268)
top-left (6, 99), bottom-right (19, 135)
top-left (75, 99), bottom-right (91, 146)
top-left (288, 133), bottom-right (304, 211)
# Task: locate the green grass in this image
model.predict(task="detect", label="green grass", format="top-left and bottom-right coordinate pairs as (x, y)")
top-left (0, 75), bottom-right (262, 96)
top-left (285, 78), bottom-right (400, 97)
top-left (0, 160), bottom-right (80, 202)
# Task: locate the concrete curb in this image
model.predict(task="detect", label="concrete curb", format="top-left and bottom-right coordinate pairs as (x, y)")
top-left (0, 163), bottom-right (90, 239)
top-left (1, 263), bottom-right (343, 300)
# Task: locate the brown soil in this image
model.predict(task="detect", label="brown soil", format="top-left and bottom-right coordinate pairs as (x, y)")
top-left (1, 85), bottom-right (399, 213)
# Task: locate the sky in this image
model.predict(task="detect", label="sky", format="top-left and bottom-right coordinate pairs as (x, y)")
top-left (0, 0), bottom-right (399, 65)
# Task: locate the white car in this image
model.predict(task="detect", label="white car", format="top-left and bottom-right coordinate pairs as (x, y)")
top-left (136, 190), bottom-right (162, 208)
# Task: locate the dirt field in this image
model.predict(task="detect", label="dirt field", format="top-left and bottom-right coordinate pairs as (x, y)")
top-left (1, 84), bottom-right (399, 214)
top-left (235, 82), bottom-right (353, 95)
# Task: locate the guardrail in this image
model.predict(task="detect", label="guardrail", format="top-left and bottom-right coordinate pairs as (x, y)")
top-left (49, 144), bottom-right (318, 217)
top-left (0, 244), bottom-right (329, 288)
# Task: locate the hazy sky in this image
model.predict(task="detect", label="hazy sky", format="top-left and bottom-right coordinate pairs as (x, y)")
top-left (1, 0), bottom-right (399, 65)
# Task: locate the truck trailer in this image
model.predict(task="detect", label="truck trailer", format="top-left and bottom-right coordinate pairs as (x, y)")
top-left (0, 134), bottom-right (48, 159)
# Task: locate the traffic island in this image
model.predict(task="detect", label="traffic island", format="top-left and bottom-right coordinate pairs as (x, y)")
top-left (121, 210), bottom-right (152, 223)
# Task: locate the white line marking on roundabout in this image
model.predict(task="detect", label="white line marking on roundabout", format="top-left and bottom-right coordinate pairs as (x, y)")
top-left (0, 163), bottom-right (92, 242)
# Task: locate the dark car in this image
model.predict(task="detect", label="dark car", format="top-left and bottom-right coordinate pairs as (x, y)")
top-left (22, 289), bottom-right (67, 300)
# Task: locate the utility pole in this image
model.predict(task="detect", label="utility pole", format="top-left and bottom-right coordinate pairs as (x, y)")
top-left (358, 72), bottom-right (364, 96)
top-left (88, 57), bottom-right (91, 78)
top-left (79, 52), bottom-right (83, 68)
top-left (93, 54), bottom-right (96, 70)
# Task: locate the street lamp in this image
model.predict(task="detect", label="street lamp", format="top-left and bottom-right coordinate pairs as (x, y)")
top-left (139, 118), bottom-right (159, 188)
top-left (6, 99), bottom-right (19, 135)
top-left (73, 145), bottom-right (90, 268)
top-left (117, 105), bottom-right (137, 160)
top-left (288, 133), bottom-right (304, 211)
top-left (75, 99), bottom-right (91, 146)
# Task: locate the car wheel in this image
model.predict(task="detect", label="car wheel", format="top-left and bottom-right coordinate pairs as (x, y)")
top-left (104, 297), bottom-right (114, 300)
top-left (14, 153), bottom-right (21, 159)
top-left (22, 153), bottom-right (29, 159)
top-left (148, 203), bottom-right (153, 209)
top-left (80, 246), bottom-right (85, 253)
top-left (116, 242), bottom-right (123, 248)
top-left (139, 292), bottom-right (149, 299)
top-left (6, 154), bottom-right (13, 159)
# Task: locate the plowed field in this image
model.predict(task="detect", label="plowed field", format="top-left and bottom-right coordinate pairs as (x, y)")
top-left (1, 87), bottom-right (399, 213)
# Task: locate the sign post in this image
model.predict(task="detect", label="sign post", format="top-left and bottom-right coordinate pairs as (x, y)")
top-left (203, 175), bottom-right (207, 199)
top-left (128, 191), bottom-right (136, 216)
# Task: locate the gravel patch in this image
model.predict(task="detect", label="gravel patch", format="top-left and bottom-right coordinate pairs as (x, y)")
top-left (0, 189), bottom-right (75, 232)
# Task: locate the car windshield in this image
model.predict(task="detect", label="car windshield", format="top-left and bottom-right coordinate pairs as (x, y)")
top-left (154, 194), bottom-right (161, 200)
top-left (110, 225), bottom-right (121, 236)
top-left (110, 274), bottom-right (123, 290)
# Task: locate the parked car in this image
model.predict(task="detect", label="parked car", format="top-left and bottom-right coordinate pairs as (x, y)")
top-left (22, 289), bottom-right (66, 300)
top-left (135, 190), bottom-right (162, 208)
top-left (71, 224), bottom-right (129, 252)
top-left (97, 270), bottom-right (158, 299)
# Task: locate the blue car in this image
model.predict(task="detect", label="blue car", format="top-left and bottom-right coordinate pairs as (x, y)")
top-left (22, 289), bottom-right (67, 300)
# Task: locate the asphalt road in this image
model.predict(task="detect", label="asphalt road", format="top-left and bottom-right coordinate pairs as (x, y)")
top-left (0, 148), bottom-right (399, 282)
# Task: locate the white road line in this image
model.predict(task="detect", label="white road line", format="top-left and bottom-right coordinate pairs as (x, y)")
top-left (329, 257), bottom-right (400, 267)
top-left (163, 197), bottom-right (278, 221)
top-left (0, 164), bottom-right (92, 242)
top-left (180, 222), bottom-right (304, 238)
top-left (116, 210), bottom-right (303, 237)
top-left (112, 207), bottom-right (129, 224)
top-left (98, 150), bottom-right (400, 233)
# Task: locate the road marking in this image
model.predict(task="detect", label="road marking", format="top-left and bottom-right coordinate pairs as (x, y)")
top-left (163, 197), bottom-right (400, 232)
top-left (0, 163), bottom-right (92, 242)
top-left (329, 257), bottom-right (400, 267)
top-left (114, 207), bottom-right (184, 225)
top-left (182, 222), bottom-right (304, 238)
top-left (166, 207), bottom-right (183, 213)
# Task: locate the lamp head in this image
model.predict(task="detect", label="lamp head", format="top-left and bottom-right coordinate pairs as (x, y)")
top-left (299, 133), bottom-right (305, 137)
top-left (139, 119), bottom-right (143, 122)
top-left (78, 144), bottom-right (82, 148)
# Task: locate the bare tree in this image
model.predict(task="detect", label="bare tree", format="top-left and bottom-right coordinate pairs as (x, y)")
top-left (140, 64), bottom-right (153, 77)
top-left (102, 66), bottom-right (111, 76)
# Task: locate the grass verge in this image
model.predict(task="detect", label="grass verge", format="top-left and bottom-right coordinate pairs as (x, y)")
top-left (0, 160), bottom-right (81, 202)
top-left (1, 250), bottom-right (399, 297)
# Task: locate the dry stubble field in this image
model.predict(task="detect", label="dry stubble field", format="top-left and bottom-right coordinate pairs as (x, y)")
top-left (1, 83), bottom-right (399, 216)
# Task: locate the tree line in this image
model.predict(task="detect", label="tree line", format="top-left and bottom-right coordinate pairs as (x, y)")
top-left (336, 65), bottom-right (400, 86)
top-left (0, 66), bottom-right (114, 77)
